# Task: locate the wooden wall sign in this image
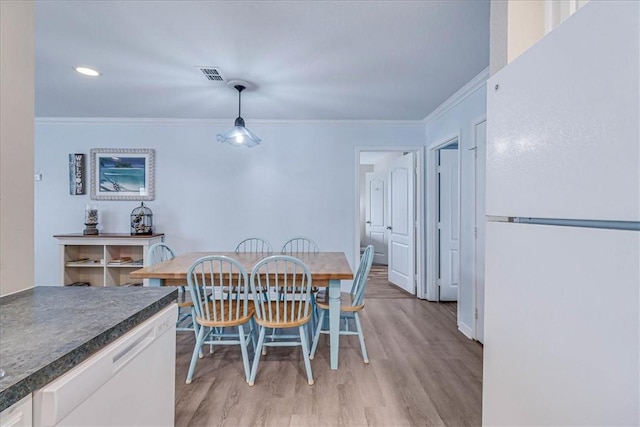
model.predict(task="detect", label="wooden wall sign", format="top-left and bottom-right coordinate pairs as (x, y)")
top-left (69, 153), bottom-right (85, 195)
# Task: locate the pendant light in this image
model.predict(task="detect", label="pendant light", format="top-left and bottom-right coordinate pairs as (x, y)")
top-left (217, 80), bottom-right (261, 147)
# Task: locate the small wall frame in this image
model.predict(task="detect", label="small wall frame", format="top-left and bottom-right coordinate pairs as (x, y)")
top-left (69, 153), bottom-right (85, 195)
top-left (90, 148), bottom-right (155, 201)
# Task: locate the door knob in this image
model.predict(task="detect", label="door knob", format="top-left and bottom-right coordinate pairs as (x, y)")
top-left (366, 221), bottom-right (371, 224)
top-left (386, 226), bottom-right (392, 230)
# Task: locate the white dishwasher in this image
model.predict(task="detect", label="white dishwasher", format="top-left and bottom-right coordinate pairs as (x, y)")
top-left (33, 304), bottom-right (177, 427)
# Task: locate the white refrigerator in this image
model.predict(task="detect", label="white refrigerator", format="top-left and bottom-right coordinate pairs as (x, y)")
top-left (482, 2), bottom-right (639, 426)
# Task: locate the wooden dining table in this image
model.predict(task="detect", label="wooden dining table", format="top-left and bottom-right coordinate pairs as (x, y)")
top-left (130, 251), bottom-right (354, 370)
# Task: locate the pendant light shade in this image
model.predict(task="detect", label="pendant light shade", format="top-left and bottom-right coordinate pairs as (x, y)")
top-left (217, 82), bottom-right (261, 148)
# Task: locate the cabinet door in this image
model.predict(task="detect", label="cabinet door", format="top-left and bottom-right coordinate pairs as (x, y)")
top-left (0, 394), bottom-right (32, 427)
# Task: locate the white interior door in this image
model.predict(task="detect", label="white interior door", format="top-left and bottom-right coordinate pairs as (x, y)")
top-left (474, 121), bottom-right (486, 342)
top-left (388, 153), bottom-right (415, 294)
top-left (365, 172), bottom-right (387, 265)
top-left (438, 148), bottom-right (459, 301)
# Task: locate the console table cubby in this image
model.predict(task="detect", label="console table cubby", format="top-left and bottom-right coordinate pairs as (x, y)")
top-left (54, 233), bottom-right (165, 287)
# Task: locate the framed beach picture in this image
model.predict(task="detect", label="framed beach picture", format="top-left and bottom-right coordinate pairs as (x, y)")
top-left (90, 148), bottom-right (155, 201)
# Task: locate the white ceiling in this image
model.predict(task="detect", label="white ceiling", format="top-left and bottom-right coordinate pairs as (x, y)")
top-left (35, 1), bottom-right (490, 121)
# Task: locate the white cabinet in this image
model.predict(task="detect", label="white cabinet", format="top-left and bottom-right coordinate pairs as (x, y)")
top-left (33, 305), bottom-right (177, 427)
top-left (54, 233), bottom-right (164, 287)
top-left (0, 395), bottom-right (32, 427)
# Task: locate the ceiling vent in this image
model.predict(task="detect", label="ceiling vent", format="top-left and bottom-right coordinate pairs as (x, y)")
top-left (198, 67), bottom-right (225, 82)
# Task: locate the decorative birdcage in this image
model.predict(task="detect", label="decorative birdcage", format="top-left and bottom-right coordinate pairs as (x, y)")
top-left (130, 202), bottom-right (153, 235)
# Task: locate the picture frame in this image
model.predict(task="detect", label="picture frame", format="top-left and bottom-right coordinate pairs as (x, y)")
top-left (90, 148), bottom-right (155, 201)
top-left (69, 153), bottom-right (85, 195)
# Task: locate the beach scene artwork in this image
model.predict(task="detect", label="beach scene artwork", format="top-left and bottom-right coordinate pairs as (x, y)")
top-left (90, 148), bottom-right (155, 201)
top-left (99, 156), bottom-right (146, 193)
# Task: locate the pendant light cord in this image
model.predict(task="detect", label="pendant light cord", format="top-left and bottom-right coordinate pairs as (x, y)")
top-left (236, 85), bottom-right (245, 118)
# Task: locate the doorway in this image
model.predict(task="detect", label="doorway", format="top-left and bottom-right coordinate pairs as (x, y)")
top-left (426, 136), bottom-right (461, 302)
top-left (355, 147), bottom-right (424, 298)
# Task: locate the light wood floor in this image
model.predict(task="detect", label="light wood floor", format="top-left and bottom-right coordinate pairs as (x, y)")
top-left (174, 269), bottom-right (483, 427)
top-left (365, 264), bottom-right (416, 299)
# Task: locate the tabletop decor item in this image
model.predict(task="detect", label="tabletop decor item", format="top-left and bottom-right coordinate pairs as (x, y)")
top-left (83, 204), bottom-right (99, 235)
top-left (90, 148), bottom-right (155, 201)
top-left (130, 202), bottom-right (153, 235)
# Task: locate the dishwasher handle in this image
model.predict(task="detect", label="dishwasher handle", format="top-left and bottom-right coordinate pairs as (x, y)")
top-left (112, 329), bottom-right (154, 374)
top-left (1, 411), bottom-right (24, 427)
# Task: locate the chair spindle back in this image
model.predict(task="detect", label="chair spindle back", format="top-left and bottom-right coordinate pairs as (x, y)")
top-left (250, 255), bottom-right (313, 324)
top-left (350, 244), bottom-right (374, 307)
top-left (235, 237), bottom-right (273, 254)
top-left (147, 242), bottom-right (175, 266)
top-left (187, 256), bottom-right (250, 324)
top-left (281, 237), bottom-right (319, 254)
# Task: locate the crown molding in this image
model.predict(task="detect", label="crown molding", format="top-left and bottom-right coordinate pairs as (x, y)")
top-left (35, 117), bottom-right (424, 127)
top-left (422, 66), bottom-right (489, 125)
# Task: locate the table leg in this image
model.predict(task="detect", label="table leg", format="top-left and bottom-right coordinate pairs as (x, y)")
top-left (148, 278), bottom-right (162, 287)
top-left (328, 278), bottom-right (341, 370)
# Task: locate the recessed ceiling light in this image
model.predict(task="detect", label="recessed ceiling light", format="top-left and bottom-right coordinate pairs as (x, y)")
top-left (74, 66), bottom-right (100, 77)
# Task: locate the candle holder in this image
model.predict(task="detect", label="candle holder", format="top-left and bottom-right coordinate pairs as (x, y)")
top-left (83, 204), bottom-right (99, 235)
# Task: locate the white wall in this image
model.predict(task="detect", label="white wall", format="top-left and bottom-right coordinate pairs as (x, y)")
top-left (507, 0), bottom-right (545, 63)
top-left (372, 152), bottom-right (402, 173)
top-left (491, 0), bottom-right (591, 77)
top-left (424, 83), bottom-right (487, 336)
top-left (1, 0), bottom-right (35, 297)
top-left (34, 120), bottom-right (424, 286)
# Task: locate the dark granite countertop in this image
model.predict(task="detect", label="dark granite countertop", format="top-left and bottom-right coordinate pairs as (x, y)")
top-left (0, 286), bottom-right (177, 412)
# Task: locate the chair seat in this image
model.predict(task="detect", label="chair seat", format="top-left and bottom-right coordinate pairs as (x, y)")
top-left (176, 288), bottom-right (211, 308)
top-left (254, 301), bottom-right (312, 328)
top-left (195, 300), bottom-right (255, 327)
top-left (315, 291), bottom-right (364, 312)
top-left (177, 291), bottom-right (195, 307)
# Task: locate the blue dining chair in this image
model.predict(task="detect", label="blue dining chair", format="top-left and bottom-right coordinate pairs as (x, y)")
top-left (235, 237), bottom-right (275, 351)
top-left (281, 236), bottom-right (319, 254)
top-left (185, 255), bottom-right (256, 384)
top-left (147, 243), bottom-right (198, 338)
top-left (281, 236), bottom-right (320, 339)
top-left (310, 244), bottom-right (374, 363)
top-left (235, 237), bottom-right (273, 254)
top-left (249, 255), bottom-right (315, 386)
